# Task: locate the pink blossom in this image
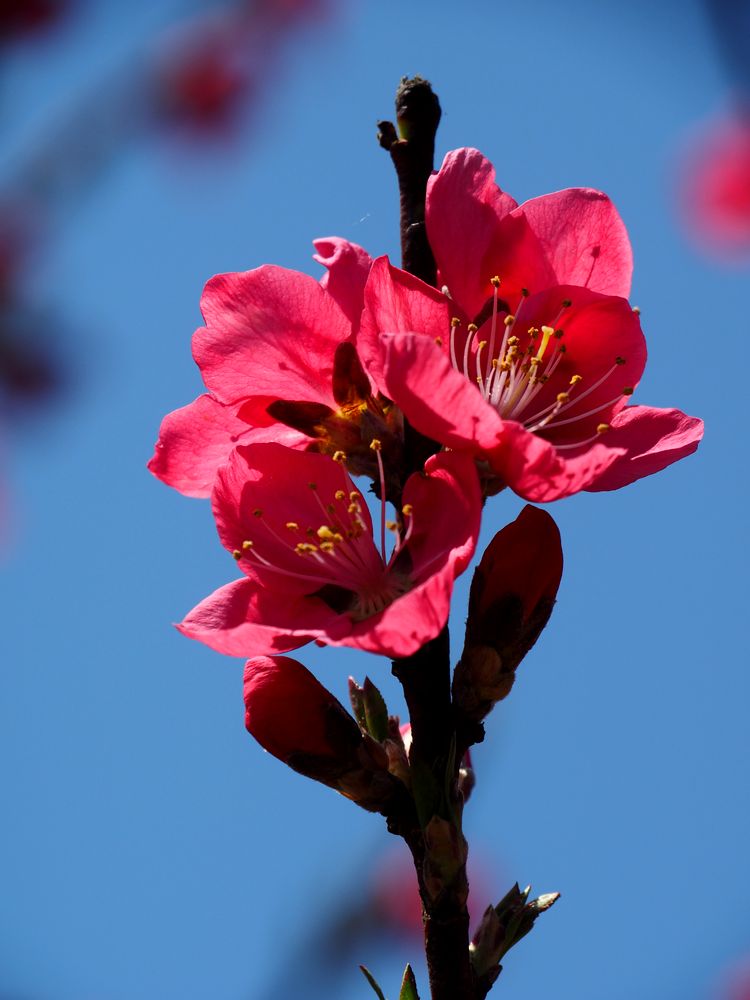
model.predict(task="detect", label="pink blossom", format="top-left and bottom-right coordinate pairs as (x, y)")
top-left (178, 443), bottom-right (481, 658)
top-left (148, 237), bottom-right (375, 497)
top-left (358, 148), bottom-right (703, 502)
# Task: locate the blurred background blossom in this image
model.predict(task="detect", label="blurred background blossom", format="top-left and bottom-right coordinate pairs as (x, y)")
top-left (0, 1), bottom-right (748, 999)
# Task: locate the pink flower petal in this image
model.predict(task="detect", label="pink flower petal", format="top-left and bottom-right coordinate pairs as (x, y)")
top-left (148, 394), bottom-right (252, 498)
top-left (517, 188), bottom-right (633, 297)
top-left (359, 257), bottom-right (453, 386)
top-left (178, 577), bottom-right (336, 657)
top-left (313, 237), bottom-right (373, 325)
top-left (402, 450), bottom-right (481, 581)
top-left (380, 332), bottom-right (505, 453)
top-left (426, 148), bottom-right (518, 318)
top-left (193, 264), bottom-right (351, 405)
top-left (585, 405), bottom-right (704, 492)
top-left (487, 420), bottom-right (626, 502)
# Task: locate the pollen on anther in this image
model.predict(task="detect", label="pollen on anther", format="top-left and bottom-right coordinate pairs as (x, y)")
top-left (467, 323), bottom-right (478, 333)
top-left (332, 450), bottom-right (347, 463)
top-left (285, 522), bottom-right (299, 532)
top-left (596, 423), bottom-right (610, 435)
top-left (490, 275), bottom-right (501, 288)
top-left (334, 490), bottom-right (346, 501)
top-left (450, 316), bottom-right (461, 328)
top-left (504, 315), bottom-right (515, 326)
top-left (402, 504), bottom-right (413, 516)
top-left (386, 520), bottom-right (397, 532)
top-left (570, 374), bottom-right (583, 385)
top-left (242, 540), bottom-right (253, 550)
top-left (232, 550), bottom-right (241, 560)
top-left (557, 392), bottom-right (570, 403)
top-left (370, 439), bottom-right (382, 451)
top-left (349, 491), bottom-right (360, 501)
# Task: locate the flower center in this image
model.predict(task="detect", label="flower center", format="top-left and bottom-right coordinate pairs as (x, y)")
top-left (231, 449), bottom-right (415, 619)
top-left (446, 278), bottom-right (635, 450)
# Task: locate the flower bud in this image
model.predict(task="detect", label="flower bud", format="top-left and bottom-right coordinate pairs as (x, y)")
top-left (245, 655), bottom-right (359, 762)
top-left (454, 505), bottom-right (562, 722)
top-left (244, 656), bottom-right (405, 813)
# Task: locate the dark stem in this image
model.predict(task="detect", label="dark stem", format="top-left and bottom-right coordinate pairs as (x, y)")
top-left (377, 76), bottom-right (441, 286)
top-left (380, 76), bottom-right (476, 1000)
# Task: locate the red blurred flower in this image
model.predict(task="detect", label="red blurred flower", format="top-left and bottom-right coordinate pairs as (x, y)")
top-left (149, 238), bottom-right (374, 498)
top-left (0, 0), bottom-right (67, 41)
top-left (179, 444), bottom-right (480, 658)
top-left (679, 111), bottom-right (750, 259)
top-left (358, 148), bottom-right (703, 502)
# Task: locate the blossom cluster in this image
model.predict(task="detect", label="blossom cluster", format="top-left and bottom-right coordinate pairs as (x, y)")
top-left (151, 146), bottom-right (702, 676)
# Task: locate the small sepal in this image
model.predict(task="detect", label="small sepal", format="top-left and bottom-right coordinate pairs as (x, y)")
top-left (470, 882), bottom-right (560, 988)
top-left (399, 964), bottom-right (420, 1000)
top-left (360, 964), bottom-right (387, 1000)
top-left (349, 676), bottom-right (390, 742)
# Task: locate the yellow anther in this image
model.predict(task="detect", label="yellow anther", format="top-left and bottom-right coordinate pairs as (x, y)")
top-left (252, 508), bottom-right (263, 518)
top-left (556, 392), bottom-right (570, 403)
top-left (622, 386), bottom-right (634, 396)
top-left (232, 550), bottom-right (241, 560)
top-left (490, 275), bottom-right (501, 288)
top-left (477, 340), bottom-right (487, 350)
top-left (491, 358), bottom-right (499, 369)
top-left (402, 504), bottom-right (413, 516)
top-left (570, 374), bottom-right (583, 386)
top-left (467, 323), bottom-right (478, 333)
top-left (632, 306), bottom-right (641, 315)
top-left (596, 423), bottom-right (610, 435)
top-left (332, 450), bottom-right (346, 463)
top-left (500, 361), bottom-right (511, 372)
top-left (504, 315), bottom-right (515, 326)
top-left (370, 438), bottom-right (382, 451)
top-left (386, 520), bottom-right (398, 532)
top-left (285, 522), bottom-right (299, 532)
top-left (334, 490), bottom-right (346, 501)
top-left (450, 316), bottom-right (461, 328)
top-left (561, 298), bottom-right (572, 307)
top-left (319, 541), bottom-right (335, 553)
top-left (295, 542), bottom-right (318, 554)
top-left (317, 526), bottom-right (337, 540)
top-left (535, 325), bottom-right (555, 361)
top-left (507, 335), bottom-right (519, 346)
top-left (615, 356), bottom-right (626, 366)
top-left (528, 327), bottom-right (539, 338)
top-left (348, 503), bottom-right (359, 514)
top-left (242, 540), bottom-right (253, 550)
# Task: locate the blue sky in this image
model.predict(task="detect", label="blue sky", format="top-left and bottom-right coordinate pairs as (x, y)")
top-left (1, 1), bottom-right (748, 998)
